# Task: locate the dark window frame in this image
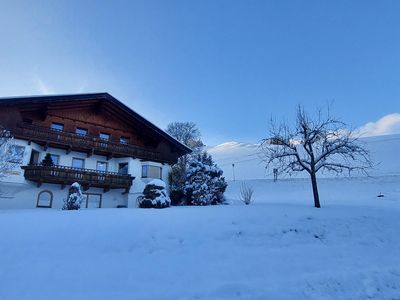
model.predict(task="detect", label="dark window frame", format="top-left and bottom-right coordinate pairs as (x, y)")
top-left (142, 165), bottom-right (162, 179)
top-left (75, 127), bottom-right (88, 136)
top-left (36, 190), bottom-right (53, 208)
top-left (99, 132), bottom-right (110, 141)
top-left (29, 149), bottom-right (40, 165)
top-left (50, 122), bottom-right (64, 131)
top-left (120, 136), bottom-right (129, 145)
top-left (96, 161), bottom-right (108, 172)
top-left (82, 193), bottom-right (103, 209)
top-left (71, 157), bottom-right (85, 169)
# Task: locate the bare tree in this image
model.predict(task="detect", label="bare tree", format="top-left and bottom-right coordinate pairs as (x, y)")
top-left (166, 121), bottom-right (204, 149)
top-left (260, 106), bottom-right (372, 208)
top-left (239, 182), bottom-right (254, 205)
top-left (0, 126), bottom-right (21, 178)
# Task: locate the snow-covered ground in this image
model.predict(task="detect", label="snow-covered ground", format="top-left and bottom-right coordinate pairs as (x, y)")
top-left (1, 134), bottom-right (400, 299)
top-left (1, 175), bottom-right (400, 299)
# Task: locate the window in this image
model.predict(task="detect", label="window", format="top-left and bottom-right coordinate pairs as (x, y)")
top-left (36, 190), bottom-right (53, 208)
top-left (49, 154), bottom-right (60, 165)
top-left (29, 150), bottom-right (40, 165)
top-left (96, 161), bottom-right (108, 172)
top-left (81, 193), bottom-right (102, 209)
top-left (8, 145), bottom-right (25, 164)
top-left (51, 122), bottom-right (64, 131)
top-left (72, 158), bottom-right (85, 169)
top-left (99, 133), bottom-right (110, 140)
top-left (118, 163), bottom-right (128, 175)
top-left (142, 165), bottom-right (162, 179)
top-left (120, 136), bottom-right (129, 144)
top-left (75, 127), bottom-right (88, 136)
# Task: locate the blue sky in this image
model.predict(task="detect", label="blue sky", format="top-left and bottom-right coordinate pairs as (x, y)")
top-left (1, 1), bottom-right (400, 145)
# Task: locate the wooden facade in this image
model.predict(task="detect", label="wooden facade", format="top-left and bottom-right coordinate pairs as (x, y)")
top-left (14, 122), bottom-right (159, 161)
top-left (0, 93), bottom-right (191, 164)
top-left (0, 93), bottom-right (191, 193)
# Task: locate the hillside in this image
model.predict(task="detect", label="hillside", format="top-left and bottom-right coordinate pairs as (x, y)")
top-left (208, 134), bottom-right (400, 181)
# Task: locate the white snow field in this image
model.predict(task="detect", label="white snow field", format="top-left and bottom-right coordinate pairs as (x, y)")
top-left (1, 176), bottom-right (400, 300)
top-left (1, 134), bottom-right (400, 299)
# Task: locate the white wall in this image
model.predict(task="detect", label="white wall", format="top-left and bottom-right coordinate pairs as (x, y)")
top-left (0, 139), bottom-right (173, 209)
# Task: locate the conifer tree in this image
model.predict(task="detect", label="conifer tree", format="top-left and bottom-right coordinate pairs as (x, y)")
top-left (184, 152), bottom-right (227, 205)
top-left (41, 153), bottom-right (54, 166)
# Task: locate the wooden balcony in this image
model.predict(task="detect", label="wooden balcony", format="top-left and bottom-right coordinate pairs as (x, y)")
top-left (14, 123), bottom-right (159, 161)
top-left (21, 164), bottom-right (134, 193)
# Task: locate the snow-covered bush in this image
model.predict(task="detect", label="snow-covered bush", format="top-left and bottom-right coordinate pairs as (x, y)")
top-left (138, 179), bottom-right (171, 209)
top-left (62, 182), bottom-right (83, 210)
top-left (184, 152), bottom-right (227, 205)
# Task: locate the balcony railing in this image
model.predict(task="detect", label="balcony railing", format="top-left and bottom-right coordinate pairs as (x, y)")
top-left (14, 123), bottom-right (159, 161)
top-left (21, 164), bottom-right (134, 193)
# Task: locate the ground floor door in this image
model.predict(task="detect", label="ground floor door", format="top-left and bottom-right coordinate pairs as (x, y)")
top-left (82, 193), bottom-right (102, 208)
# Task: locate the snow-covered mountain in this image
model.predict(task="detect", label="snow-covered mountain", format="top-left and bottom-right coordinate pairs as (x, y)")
top-left (208, 134), bottom-right (400, 180)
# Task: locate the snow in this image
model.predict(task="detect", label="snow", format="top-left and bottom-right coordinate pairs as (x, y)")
top-left (148, 178), bottom-right (167, 188)
top-left (1, 175), bottom-right (400, 299)
top-left (71, 182), bottom-right (81, 188)
top-left (1, 134), bottom-right (400, 299)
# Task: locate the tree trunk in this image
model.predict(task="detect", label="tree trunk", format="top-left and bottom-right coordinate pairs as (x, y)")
top-left (310, 171), bottom-right (321, 208)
